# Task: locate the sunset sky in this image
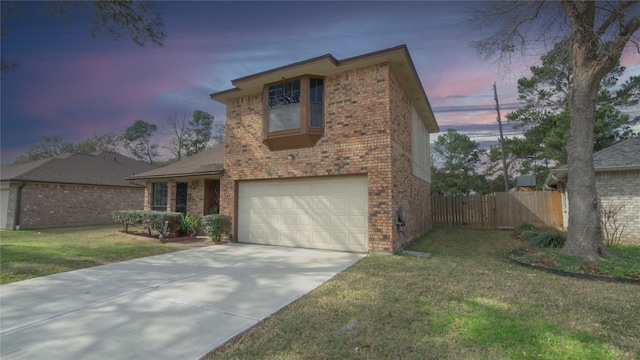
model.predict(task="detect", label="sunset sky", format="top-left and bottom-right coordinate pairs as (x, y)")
top-left (2, 1), bottom-right (639, 164)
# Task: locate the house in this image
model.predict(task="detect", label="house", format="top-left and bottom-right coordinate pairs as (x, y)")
top-left (125, 144), bottom-right (224, 215)
top-left (544, 136), bottom-right (640, 243)
top-left (210, 45), bottom-right (439, 252)
top-left (0, 152), bottom-right (155, 230)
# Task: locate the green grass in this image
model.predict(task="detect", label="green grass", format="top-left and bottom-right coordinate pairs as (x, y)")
top-left (0, 225), bottom-right (185, 284)
top-left (206, 227), bottom-right (640, 360)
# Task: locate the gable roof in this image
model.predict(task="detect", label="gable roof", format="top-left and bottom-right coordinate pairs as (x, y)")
top-left (544, 136), bottom-right (640, 190)
top-left (126, 144), bottom-right (224, 181)
top-left (210, 44), bottom-right (439, 133)
top-left (1, 152), bottom-right (155, 187)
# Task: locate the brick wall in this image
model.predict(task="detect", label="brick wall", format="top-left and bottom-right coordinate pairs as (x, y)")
top-left (388, 70), bottom-right (433, 248)
top-left (596, 170), bottom-right (640, 243)
top-left (221, 62), bottom-right (432, 252)
top-left (143, 179), bottom-right (220, 216)
top-left (7, 182), bottom-right (144, 229)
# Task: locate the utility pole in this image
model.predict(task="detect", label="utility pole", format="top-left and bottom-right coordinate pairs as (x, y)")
top-left (494, 83), bottom-right (510, 192)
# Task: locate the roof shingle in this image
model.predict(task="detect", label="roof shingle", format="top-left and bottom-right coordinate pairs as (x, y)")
top-left (592, 136), bottom-right (640, 168)
top-left (1, 152), bottom-right (155, 187)
top-left (126, 144), bottom-right (224, 180)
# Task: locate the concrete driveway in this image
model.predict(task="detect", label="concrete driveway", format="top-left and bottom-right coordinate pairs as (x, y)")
top-left (0, 243), bottom-right (365, 360)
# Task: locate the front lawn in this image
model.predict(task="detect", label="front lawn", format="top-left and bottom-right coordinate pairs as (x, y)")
top-left (0, 225), bottom-right (186, 284)
top-left (206, 227), bottom-right (640, 360)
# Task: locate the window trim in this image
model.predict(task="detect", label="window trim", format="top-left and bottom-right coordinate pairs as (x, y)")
top-left (262, 75), bottom-right (324, 151)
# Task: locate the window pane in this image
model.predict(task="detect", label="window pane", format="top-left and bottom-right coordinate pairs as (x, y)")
top-left (269, 80), bottom-right (300, 109)
top-left (269, 103), bottom-right (301, 132)
top-left (152, 182), bottom-right (168, 212)
top-left (268, 79), bottom-right (301, 132)
top-left (309, 78), bottom-right (323, 128)
top-left (310, 102), bottom-right (323, 128)
top-left (309, 78), bottom-right (323, 102)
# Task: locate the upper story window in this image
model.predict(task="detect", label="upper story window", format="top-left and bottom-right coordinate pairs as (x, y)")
top-left (263, 76), bottom-right (324, 151)
top-left (268, 79), bottom-right (301, 132)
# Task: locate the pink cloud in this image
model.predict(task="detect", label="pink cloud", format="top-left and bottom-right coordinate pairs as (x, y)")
top-left (12, 47), bottom-right (216, 137)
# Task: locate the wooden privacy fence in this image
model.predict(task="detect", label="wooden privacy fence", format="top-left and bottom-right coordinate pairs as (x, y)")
top-left (431, 191), bottom-right (563, 229)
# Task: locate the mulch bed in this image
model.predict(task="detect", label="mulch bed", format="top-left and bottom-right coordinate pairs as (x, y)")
top-left (508, 248), bottom-right (640, 284)
top-left (117, 230), bottom-right (229, 247)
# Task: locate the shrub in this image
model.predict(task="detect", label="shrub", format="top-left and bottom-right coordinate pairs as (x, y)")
top-left (112, 210), bottom-right (146, 232)
top-left (600, 202), bottom-right (627, 247)
top-left (201, 214), bottom-right (231, 242)
top-left (515, 221), bottom-right (539, 235)
top-left (526, 230), bottom-right (567, 248)
top-left (141, 211), bottom-right (182, 236)
top-left (112, 210), bottom-right (181, 237)
top-left (179, 213), bottom-right (200, 235)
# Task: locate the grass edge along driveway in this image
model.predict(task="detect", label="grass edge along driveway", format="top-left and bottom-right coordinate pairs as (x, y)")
top-left (0, 225), bottom-right (187, 284)
top-left (206, 227), bottom-right (639, 360)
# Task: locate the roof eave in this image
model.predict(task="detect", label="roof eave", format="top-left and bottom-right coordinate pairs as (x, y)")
top-left (543, 164), bottom-right (640, 189)
top-left (595, 165), bottom-right (640, 172)
top-left (125, 170), bottom-right (224, 181)
top-left (1, 179), bottom-right (144, 188)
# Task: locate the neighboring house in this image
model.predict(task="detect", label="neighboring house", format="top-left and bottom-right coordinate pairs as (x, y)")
top-left (0, 152), bottom-right (154, 230)
top-left (544, 136), bottom-right (640, 243)
top-left (125, 144), bottom-right (224, 216)
top-left (210, 45), bottom-right (439, 252)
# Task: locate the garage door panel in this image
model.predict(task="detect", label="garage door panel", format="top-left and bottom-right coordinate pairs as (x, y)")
top-left (330, 215), bottom-right (347, 228)
top-left (281, 229), bottom-right (295, 242)
top-left (238, 176), bottom-right (368, 252)
top-left (295, 183), bottom-right (312, 196)
top-left (350, 215), bottom-right (367, 229)
top-left (311, 231), bottom-right (328, 244)
top-left (350, 233), bottom-right (367, 246)
top-left (252, 212), bottom-right (268, 225)
top-left (264, 198), bottom-right (279, 209)
top-left (312, 215), bottom-right (330, 227)
top-left (330, 181), bottom-right (349, 195)
top-left (314, 198), bottom-right (330, 211)
top-left (282, 198), bottom-right (295, 209)
top-left (296, 198), bottom-right (311, 210)
top-left (328, 232), bottom-right (348, 246)
top-left (282, 214), bottom-right (295, 225)
top-left (295, 231), bottom-right (312, 244)
top-left (297, 214), bottom-right (311, 226)
top-left (349, 199), bottom-right (367, 211)
top-left (330, 198), bottom-right (346, 210)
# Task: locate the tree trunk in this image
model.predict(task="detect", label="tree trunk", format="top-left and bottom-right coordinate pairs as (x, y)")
top-left (560, 70), bottom-right (605, 261)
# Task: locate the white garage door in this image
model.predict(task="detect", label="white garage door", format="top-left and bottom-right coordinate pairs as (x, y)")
top-left (0, 188), bottom-right (9, 230)
top-left (238, 176), bottom-right (368, 252)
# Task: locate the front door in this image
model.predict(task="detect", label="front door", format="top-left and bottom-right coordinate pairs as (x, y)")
top-left (176, 182), bottom-right (188, 214)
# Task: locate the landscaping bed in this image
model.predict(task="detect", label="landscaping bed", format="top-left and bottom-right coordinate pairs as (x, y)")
top-left (511, 222), bottom-right (640, 283)
top-left (509, 246), bottom-right (640, 283)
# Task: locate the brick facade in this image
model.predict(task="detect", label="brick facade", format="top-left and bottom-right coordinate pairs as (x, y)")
top-left (143, 179), bottom-right (220, 216)
top-left (5, 182), bottom-right (144, 229)
top-left (596, 170), bottom-right (640, 243)
top-left (220, 62), bottom-right (432, 252)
